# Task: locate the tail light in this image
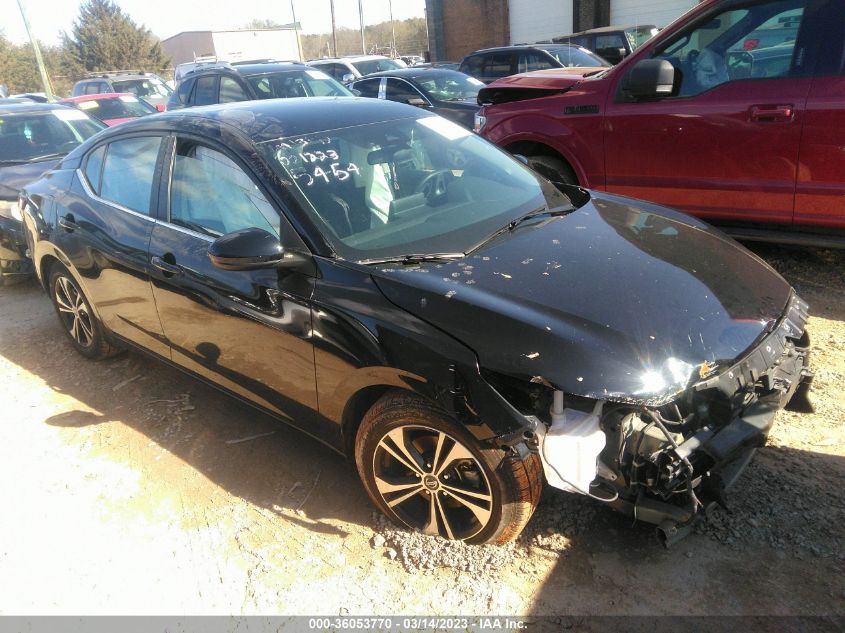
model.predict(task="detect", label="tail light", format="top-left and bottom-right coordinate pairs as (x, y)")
top-left (743, 39), bottom-right (759, 51)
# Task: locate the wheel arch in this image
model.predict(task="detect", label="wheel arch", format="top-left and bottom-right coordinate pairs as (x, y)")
top-left (504, 139), bottom-right (583, 185)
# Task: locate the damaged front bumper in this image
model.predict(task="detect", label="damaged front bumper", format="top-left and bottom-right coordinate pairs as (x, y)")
top-left (535, 293), bottom-right (811, 546)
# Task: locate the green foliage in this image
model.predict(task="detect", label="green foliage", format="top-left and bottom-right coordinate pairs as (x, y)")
top-left (302, 17), bottom-right (427, 60)
top-left (0, 35), bottom-right (70, 94)
top-left (243, 19), bottom-right (285, 30)
top-left (61, 0), bottom-right (169, 74)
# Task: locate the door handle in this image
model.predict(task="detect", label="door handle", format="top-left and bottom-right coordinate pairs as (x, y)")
top-left (750, 104), bottom-right (794, 123)
top-left (151, 255), bottom-right (183, 276)
top-left (58, 214), bottom-right (78, 232)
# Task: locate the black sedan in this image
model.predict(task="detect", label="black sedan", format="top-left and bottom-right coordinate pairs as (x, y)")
top-left (21, 98), bottom-right (810, 545)
top-left (349, 68), bottom-right (484, 129)
top-left (0, 103), bottom-right (104, 284)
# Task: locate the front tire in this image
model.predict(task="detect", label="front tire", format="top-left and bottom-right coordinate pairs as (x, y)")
top-left (48, 263), bottom-right (121, 360)
top-left (355, 390), bottom-right (542, 544)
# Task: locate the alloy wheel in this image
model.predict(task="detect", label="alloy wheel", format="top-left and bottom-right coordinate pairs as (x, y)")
top-left (372, 425), bottom-right (493, 540)
top-left (54, 275), bottom-right (94, 348)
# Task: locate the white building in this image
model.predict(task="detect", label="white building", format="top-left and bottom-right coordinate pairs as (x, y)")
top-left (161, 29), bottom-right (302, 67)
top-left (508, 0), bottom-right (697, 45)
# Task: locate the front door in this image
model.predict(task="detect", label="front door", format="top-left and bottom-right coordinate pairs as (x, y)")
top-left (604, 0), bottom-right (815, 225)
top-left (147, 135), bottom-right (319, 423)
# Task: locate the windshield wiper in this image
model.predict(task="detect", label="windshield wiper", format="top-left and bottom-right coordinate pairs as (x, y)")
top-left (358, 252), bottom-right (465, 266)
top-left (467, 204), bottom-right (572, 253)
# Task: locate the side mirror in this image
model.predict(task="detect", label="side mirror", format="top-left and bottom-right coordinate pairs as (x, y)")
top-left (597, 46), bottom-right (628, 65)
top-left (342, 73), bottom-right (356, 84)
top-left (407, 96), bottom-right (428, 107)
top-left (621, 59), bottom-right (677, 100)
top-left (208, 227), bottom-right (286, 271)
top-left (350, 88), bottom-right (362, 96)
top-left (155, 103), bottom-right (166, 112)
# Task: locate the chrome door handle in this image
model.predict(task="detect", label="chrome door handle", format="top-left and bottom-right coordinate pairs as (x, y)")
top-left (151, 255), bottom-right (183, 276)
top-left (58, 214), bottom-right (78, 231)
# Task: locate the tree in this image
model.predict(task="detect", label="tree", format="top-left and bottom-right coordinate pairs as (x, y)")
top-left (61, 0), bottom-right (169, 74)
top-left (0, 33), bottom-right (71, 94)
top-left (301, 17), bottom-right (427, 60)
top-left (243, 19), bottom-right (284, 30)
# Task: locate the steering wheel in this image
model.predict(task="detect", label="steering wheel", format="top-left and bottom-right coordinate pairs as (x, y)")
top-left (416, 169), bottom-right (454, 203)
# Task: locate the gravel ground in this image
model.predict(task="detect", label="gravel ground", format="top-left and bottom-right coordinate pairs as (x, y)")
top-left (0, 243), bottom-right (842, 617)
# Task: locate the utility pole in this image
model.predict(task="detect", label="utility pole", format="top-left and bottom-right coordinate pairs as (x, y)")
top-left (291, 0), bottom-right (304, 61)
top-left (329, 0), bottom-right (338, 57)
top-left (358, 0), bottom-right (366, 54)
top-left (388, 0), bottom-right (396, 57)
top-left (16, 0), bottom-right (53, 100)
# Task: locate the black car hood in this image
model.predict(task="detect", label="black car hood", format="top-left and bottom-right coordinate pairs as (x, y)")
top-left (371, 192), bottom-right (792, 404)
top-left (0, 159), bottom-right (59, 199)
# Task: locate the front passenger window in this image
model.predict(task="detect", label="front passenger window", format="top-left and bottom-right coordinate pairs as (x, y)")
top-left (169, 140), bottom-right (279, 238)
top-left (654, 0), bottom-right (805, 96)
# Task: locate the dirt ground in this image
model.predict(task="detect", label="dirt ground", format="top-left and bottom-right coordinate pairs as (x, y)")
top-left (0, 243), bottom-right (842, 617)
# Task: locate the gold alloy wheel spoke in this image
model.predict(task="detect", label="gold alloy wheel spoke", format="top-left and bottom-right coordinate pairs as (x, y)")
top-left (386, 484), bottom-right (425, 508)
top-left (433, 438), bottom-right (474, 477)
top-left (441, 483), bottom-right (492, 526)
top-left (375, 474), bottom-right (421, 495)
top-left (434, 492), bottom-right (456, 540)
top-left (378, 428), bottom-right (425, 475)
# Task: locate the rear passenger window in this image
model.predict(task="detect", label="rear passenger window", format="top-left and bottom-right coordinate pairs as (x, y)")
top-left (84, 145), bottom-right (106, 194)
top-left (100, 137), bottom-right (161, 214)
top-left (518, 51), bottom-right (555, 73)
top-left (175, 78), bottom-right (195, 105)
top-left (193, 75), bottom-right (218, 106)
top-left (219, 76), bottom-right (248, 103)
top-left (460, 55), bottom-right (484, 77)
top-left (351, 78), bottom-right (381, 97)
top-left (169, 140), bottom-right (279, 238)
top-left (484, 53), bottom-right (513, 79)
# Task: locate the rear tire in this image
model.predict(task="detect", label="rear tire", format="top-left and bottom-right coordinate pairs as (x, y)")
top-left (527, 155), bottom-right (578, 185)
top-left (48, 263), bottom-right (121, 360)
top-left (355, 390), bottom-right (542, 544)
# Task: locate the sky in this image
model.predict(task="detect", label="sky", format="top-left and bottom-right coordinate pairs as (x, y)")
top-left (2, 0), bottom-right (427, 45)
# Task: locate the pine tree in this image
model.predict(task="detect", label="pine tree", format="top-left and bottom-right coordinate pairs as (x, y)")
top-left (61, 0), bottom-right (169, 74)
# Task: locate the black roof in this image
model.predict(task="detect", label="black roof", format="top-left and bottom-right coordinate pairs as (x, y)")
top-left (185, 61), bottom-right (309, 79)
top-left (0, 102), bottom-right (72, 116)
top-left (83, 97), bottom-right (421, 144)
top-left (353, 68), bottom-right (469, 81)
top-left (560, 24), bottom-right (657, 37)
top-left (467, 43), bottom-right (587, 55)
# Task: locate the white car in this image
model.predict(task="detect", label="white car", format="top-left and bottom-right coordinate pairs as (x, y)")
top-left (306, 55), bottom-right (406, 83)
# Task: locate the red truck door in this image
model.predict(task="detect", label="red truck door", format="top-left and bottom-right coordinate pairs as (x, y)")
top-left (603, 0), bottom-right (814, 225)
top-left (794, 7), bottom-right (845, 229)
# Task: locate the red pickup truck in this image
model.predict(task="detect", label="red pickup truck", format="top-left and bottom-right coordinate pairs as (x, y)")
top-left (476, 0), bottom-right (845, 246)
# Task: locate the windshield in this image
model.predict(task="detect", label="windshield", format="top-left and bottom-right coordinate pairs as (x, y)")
top-left (540, 46), bottom-right (610, 67)
top-left (72, 95), bottom-right (156, 121)
top-left (112, 77), bottom-right (172, 99)
top-left (246, 70), bottom-right (352, 98)
top-left (352, 58), bottom-right (405, 75)
top-left (0, 109), bottom-right (105, 163)
top-left (261, 115), bottom-right (571, 261)
top-left (627, 26), bottom-right (660, 49)
top-left (414, 71), bottom-right (484, 101)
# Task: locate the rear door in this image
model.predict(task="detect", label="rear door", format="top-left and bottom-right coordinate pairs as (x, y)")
top-left (794, 0), bottom-right (845, 229)
top-left (604, 0), bottom-right (815, 225)
top-left (147, 134), bottom-right (319, 421)
top-left (56, 134), bottom-right (169, 355)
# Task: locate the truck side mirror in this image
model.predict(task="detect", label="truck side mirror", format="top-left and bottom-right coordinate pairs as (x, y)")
top-left (597, 46), bottom-right (628, 65)
top-left (621, 59), bottom-right (678, 100)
